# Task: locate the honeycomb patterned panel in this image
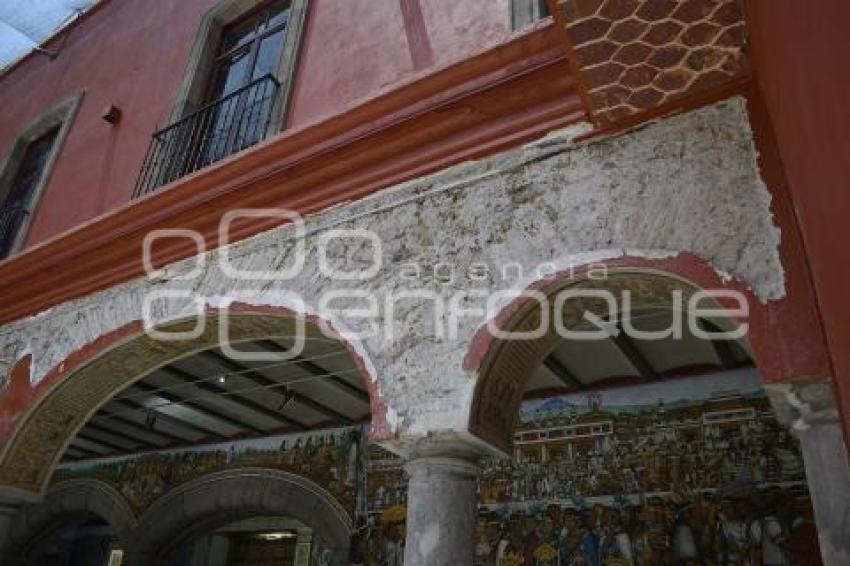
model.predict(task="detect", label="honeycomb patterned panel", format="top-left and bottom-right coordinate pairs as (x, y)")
top-left (556, 0), bottom-right (749, 124)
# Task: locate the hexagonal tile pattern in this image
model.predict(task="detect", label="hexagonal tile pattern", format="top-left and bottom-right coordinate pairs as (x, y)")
top-left (557, 0), bottom-right (749, 124)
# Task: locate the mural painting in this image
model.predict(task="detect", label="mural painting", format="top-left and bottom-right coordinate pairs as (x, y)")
top-left (365, 370), bottom-right (821, 565)
top-left (51, 370), bottom-right (821, 565)
top-left (53, 426), bottom-right (365, 515)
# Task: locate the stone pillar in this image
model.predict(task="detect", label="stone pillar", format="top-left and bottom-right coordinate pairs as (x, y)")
top-left (294, 527), bottom-right (312, 566)
top-left (402, 437), bottom-right (490, 566)
top-left (768, 380), bottom-right (850, 564)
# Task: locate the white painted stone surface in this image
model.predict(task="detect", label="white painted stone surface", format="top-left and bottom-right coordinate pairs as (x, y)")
top-left (0, 98), bottom-right (782, 440)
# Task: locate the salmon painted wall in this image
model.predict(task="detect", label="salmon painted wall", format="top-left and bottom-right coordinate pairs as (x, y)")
top-left (0, 0), bottom-right (514, 250)
top-left (744, 0), bottom-right (850, 434)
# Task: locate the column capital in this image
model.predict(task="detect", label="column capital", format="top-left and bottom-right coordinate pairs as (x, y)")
top-left (378, 430), bottom-right (502, 462)
top-left (765, 378), bottom-right (838, 432)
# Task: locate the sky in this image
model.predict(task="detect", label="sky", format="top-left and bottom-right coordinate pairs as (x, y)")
top-left (0, 0), bottom-right (98, 72)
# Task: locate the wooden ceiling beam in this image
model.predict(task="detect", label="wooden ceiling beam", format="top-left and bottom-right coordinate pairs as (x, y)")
top-left (258, 340), bottom-right (370, 404)
top-left (82, 420), bottom-right (162, 450)
top-left (108, 398), bottom-right (227, 441)
top-left (158, 363), bottom-right (309, 431)
top-left (698, 318), bottom-right (742, 370)
top-left (76, 432), bottom-right (127, 454)
top-left (67, 443), bottom-right (104, 459)
top-left (126, 381), bottom-right (266, 435)
top-left (543, 355), bottom-right (586, 390)
top-left (611, 322), bottom-right (659, 381)
top-left (201, 350), bottom-right (354, 425)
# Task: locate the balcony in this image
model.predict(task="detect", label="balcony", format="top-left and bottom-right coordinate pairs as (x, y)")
top-left (133, 74), bottom-right (280, 199)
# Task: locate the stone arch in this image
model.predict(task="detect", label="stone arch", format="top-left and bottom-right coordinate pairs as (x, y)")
top-left (464, 253), bottom-right (830, 452)
top-left (3, 479), bottom-right (135, 564)
top-left (0, 305), bottom-right (384, 498)
top-left (126, 468), bottom-right (352, 566)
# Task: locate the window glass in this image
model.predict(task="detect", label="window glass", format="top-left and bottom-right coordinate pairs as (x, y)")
top-left (251, 29), bottom-right (285, 80)
top-left (265, 0), bottom-right (291, 29)
top-left (209, 47), bottom-right (250, 100)
top-left (220, 18), bottom-right (257, 53)
top-left (207, 0), bottom-right (291, 103)
top-left (4, 128), bottom-right (58, 207)
top-left (1, 127), bottom-right (59, 257)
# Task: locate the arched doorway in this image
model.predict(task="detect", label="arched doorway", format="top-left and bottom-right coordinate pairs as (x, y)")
top-left (0, 308), bottom-right (381, 497)
top-left (0, 307), bottom-right (379, 565)
top-left (128, 469), bottom-right (353, 566)
top-left (465, 269), bottom-right (826, 564)
top-left (3, 480), bottom-right (134, 566)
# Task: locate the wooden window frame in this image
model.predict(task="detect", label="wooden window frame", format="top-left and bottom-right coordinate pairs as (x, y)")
top-left (0, 92), bottom-right (84, 259)
top-left (510, 0), bottom-right (550, 31)
top-left (169, 0), bottom-right (309, 134)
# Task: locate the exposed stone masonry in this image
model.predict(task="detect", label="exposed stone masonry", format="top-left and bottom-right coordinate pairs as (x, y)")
top-left (0, 99), bottom-right (779, 443)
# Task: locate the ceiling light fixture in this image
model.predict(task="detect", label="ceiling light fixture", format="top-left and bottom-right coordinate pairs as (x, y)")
top-left (256, 531), bottom-right (296, 541)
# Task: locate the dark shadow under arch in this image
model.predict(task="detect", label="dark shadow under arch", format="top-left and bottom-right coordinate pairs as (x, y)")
top-left (127, 468), bottom-right (352, 566)
top-left (3, 479), bottom-right (135, 565)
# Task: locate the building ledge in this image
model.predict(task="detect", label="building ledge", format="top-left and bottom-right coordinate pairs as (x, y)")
top-left (0, 21), bottom-right (585, 326)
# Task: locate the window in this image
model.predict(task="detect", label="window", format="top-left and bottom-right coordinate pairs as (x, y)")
top-left (207, 0), bottom-right (291, 103)
top-left (198, 0), bottom-right (291, 166)
top-left (0, 128), bottom-right (59, 258)
top-left (511, 0), bottom-right (550, 31)
top-left (134, 0), bottom-right (308, 198)
top-left (0, 92), bottom-right (82, 260)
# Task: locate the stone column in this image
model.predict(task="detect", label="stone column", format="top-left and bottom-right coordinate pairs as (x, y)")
top-left (768, 379), bottom-right (850, 565)
top-left (402, 438), bottom-right (488, 566)
top-left (294, 527), bottom-right (312, 566)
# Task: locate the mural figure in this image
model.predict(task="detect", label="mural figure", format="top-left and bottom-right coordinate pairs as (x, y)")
top-left (54, 427), bottom-right (365, 515)
top-left (365, 371), bottom-right (821, 565)
top-left (53, 371), bottom-right (821, 565)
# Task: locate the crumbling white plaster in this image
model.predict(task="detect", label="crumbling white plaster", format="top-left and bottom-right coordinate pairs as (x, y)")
top-left (0, 97), bottom-right (784, 440)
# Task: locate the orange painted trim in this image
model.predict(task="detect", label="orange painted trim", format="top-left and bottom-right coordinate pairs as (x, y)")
top-left (544, 0), bottom-right (597, 123)
top-left (0, 23), bottom-right (585, 327)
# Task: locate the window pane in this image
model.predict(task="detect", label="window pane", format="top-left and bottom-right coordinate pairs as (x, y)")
top-left (220, 17), bottom-right (257, 53)
top-left (4, 128), bottom-right (58, 206)
top-left (251, 29), bottom-right (285, 81)
top-left (1, 127), bottom-right (59, 257)
top-left (265, 0), bottom-right (291, 30)
top-left (209, 47), bottom-right (250, 100)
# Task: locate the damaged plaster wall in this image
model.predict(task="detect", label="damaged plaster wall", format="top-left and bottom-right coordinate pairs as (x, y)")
top-left (0, 97), bottom-right (782, 440)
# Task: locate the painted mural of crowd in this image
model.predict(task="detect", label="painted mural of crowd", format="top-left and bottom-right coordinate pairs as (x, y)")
top-left (51, 370), bottom-right (823, 564)
top-left (480, 395), bottom-right (806, 503)
top-left (364, 371), bottom-right (821, 565)
top-left (53, 427), bottom-right (364, 513)
top-left (473, 489), bottom-right (819, 565)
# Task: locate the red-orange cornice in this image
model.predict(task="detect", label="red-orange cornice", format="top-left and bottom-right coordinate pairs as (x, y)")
top-left (0, 22), bottom-right (586, 326)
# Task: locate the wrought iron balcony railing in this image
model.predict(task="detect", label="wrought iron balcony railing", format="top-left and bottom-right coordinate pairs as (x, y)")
top-left (133, 74), bottom-right (280, 199)
top-left (0, 201), bottom-right (28, 260)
